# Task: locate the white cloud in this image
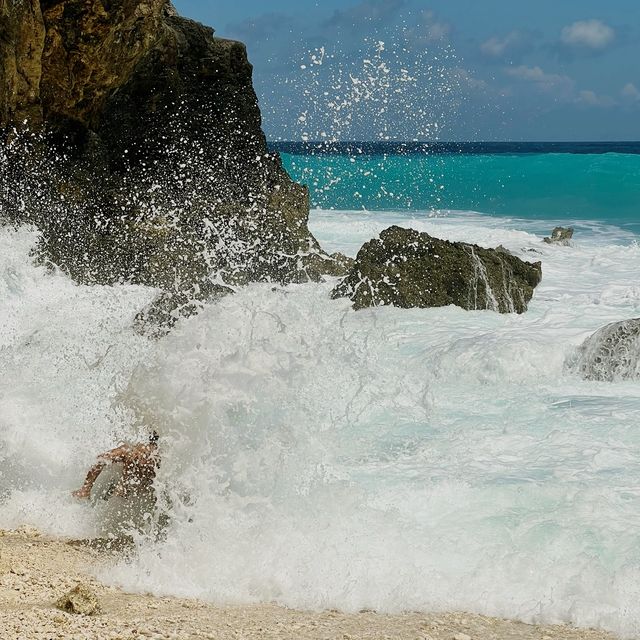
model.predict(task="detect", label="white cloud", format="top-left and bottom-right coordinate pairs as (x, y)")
top-left (507, 65), bottom-right (556, 82)
top-left (425, 20), bottom-right (450, 42)
top-left (452, 67), bottom-right (488, 91)
top-left (576, 90), bottom-right (616, 107)
top-left (621, 82), bottom-right (640, 101)
top-left (506, 65), bottom-right (574, 96)
top-left (481, 33), bottom-right (514, 57)
top-left (561, 19), bottom-right (615, 50)
top-left (480, 30), bottom-right (532, 59)
top-left (505, 65), bottom-right (618, 107)
top-left (403, 10), bottom-right (451, 46)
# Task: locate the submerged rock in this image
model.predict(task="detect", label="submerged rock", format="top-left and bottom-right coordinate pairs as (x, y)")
top-left (0, 0), bottom-right (347, 331)
top-left (543, 226), bottom-right (574, 245)
top-left (332, 226), bottom-right (542, 313)
top-left (134, 282), bottom-right (233, 337)
top-left (568, 318), bottom-right (640, 381)
top-left (55, 584), bottom-right (102, 616)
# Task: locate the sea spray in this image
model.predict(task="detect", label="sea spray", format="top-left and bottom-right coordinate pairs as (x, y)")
top-left (0, 225), bottom-right (155, 536)
top-left (104, 215), bottom-right (640, 635)
top-left (266, 32), bottom-right (465, 212)
top-left (4, 212), bottom-right (640, 636)
top-left (98, 214), bottom-right (640, 636)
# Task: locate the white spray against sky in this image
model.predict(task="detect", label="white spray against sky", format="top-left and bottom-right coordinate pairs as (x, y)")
top-left (2, 213), bottom-right (640, 637)
top-left (275, 36), bottom-right (469, 213)
top-left (292, 37), bottom-right (459, 143)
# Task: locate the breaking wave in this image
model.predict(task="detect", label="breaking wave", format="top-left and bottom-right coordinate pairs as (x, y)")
top-left (2, 211), bottom-right (640, 637)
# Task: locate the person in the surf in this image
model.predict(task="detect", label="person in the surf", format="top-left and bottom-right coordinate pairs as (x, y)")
top-left (72, 431), bottom-right (160, 501)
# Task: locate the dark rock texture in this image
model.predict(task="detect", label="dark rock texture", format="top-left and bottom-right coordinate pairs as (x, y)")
top-left (0, 0), bottom-right (44, 126)
top-left (0, 0), bottom-right (346, 327)
top-left (543, 227), bottom-right (574, 245)
top-left (332, 226), bottom-right (542, 313)
top-left (568, 318), bottom-right (640, 381)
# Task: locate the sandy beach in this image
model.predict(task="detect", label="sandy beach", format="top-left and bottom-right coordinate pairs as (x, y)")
top-left (0, 527), bottom-right (620, 640)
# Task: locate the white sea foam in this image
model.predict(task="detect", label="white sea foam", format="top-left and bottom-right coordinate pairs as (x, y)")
top-left (2, 212), bottom-right (640, 636)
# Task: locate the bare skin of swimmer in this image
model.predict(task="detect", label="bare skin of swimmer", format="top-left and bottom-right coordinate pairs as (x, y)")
top-left (72, 441), bottom-right (159, 499)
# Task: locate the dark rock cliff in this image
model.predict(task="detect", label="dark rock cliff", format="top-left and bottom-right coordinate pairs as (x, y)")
top-left (0, 0), bottom-right (44, 126)
top-left (0, 0), bottom-right (347, 327)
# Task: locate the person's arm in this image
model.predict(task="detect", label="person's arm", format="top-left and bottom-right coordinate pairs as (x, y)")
top-left (72, 460), bottom-right (107, 499)
top-left (98, 445), bottom-right (130, 464)
top-left (72, 445), bottom-right (130, 499)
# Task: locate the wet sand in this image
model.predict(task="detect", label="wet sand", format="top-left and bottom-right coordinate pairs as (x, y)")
top-left (0, 527), bottom-right (620, 640)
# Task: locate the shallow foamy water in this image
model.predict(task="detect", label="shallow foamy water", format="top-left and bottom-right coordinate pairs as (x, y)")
top-left (2, 211), bottom-right (640, 637)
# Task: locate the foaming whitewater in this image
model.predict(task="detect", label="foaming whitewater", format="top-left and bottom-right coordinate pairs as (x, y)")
top-left (0, 225), bottom-right (156, 535)
top-left (3, 212), bottom-right (640, 637)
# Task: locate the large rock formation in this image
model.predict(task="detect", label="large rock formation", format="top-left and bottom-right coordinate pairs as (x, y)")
top-left (568, 318), bottom-right (640, 381)
top-left (332, 226), bottom-right (542, 312)
top-left (0, 0), bottom-right (347, 326)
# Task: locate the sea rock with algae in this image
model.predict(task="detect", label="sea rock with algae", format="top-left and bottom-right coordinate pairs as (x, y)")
top-left (543, 226), bottom-right (574, 245)
top-left (332, 226), bottom-right (542, 313)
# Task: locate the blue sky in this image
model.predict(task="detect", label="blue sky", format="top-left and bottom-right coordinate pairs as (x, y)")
top-left (174, 0), bottom-right (640, 141)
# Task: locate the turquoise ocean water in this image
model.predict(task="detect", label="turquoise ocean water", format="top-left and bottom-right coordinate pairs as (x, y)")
top-left (276, 142), bottom-right (640, 233)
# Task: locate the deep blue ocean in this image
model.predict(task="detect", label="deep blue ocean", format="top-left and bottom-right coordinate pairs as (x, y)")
top-left (273, 141), bottom-right (640, 233)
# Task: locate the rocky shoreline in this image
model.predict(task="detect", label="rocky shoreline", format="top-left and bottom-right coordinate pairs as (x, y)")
top-left (0, 0), bottom-right (350, 332)
top-left (0, 527), bottom-right (620, 640)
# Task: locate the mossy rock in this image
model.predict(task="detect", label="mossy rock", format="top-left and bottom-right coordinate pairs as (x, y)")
top-left (332, 226), bottom-right (542, 313)
top-left (1, 1), bottom-right (344, 329)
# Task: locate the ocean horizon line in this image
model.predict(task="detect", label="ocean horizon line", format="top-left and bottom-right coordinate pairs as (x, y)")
top-left (270, 140), bottom-right (640, 155)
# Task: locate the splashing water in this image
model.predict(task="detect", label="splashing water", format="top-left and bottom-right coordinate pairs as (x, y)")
top-left (2, 12), bottom-right (640, 635)
top-left (262, 33), bottom-right (465, 214)
top-left (465, 245), bottom-right (500, 312)
top-left (291, 36), bottom-right (460, 143)
top-left (3, 209), bottom-right (640, 637)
